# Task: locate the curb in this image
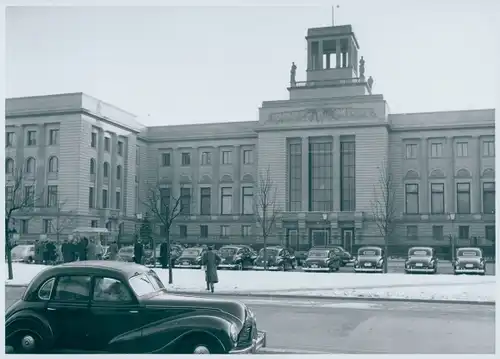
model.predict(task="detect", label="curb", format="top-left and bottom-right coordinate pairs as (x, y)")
top-left (5, 284), bottom-right (494, 306)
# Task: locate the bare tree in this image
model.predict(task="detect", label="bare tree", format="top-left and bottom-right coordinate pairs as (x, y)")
top-left (49, 200), bottom-right (78, 243)
top-left (141, 183), bottom-right (183, 284)
top-left (370, 161), bottom-right (397, 273)
top-left (254, 167), bottom-right (281, 270)
top-left (5, 168), bottom-right (41, 280)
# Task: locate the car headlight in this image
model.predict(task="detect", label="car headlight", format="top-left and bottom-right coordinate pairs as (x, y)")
top-left (428, 261), bottom-right (434, 267)
top-left (229, 323), bottom-right (239, 342)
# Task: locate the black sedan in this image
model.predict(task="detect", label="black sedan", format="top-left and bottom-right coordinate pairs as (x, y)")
top-left (253, 246), bottom-right (296, 271)
top-left (453, 247), bottom-right (486, 275)
top-left (302, 248), bottom-right (341, 272)
top-left (174, 247), bottom-right (207, 269)
top-left (5, 261), bottom-right (267, 354)
top-left (353, 246), bottom-right (385, 273)
top-left (218, 245), bottom-right (256, 270)
top-left (404, 247), bottom-right (438, 274)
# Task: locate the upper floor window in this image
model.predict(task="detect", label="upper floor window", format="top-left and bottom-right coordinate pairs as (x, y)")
top-left (483, 182), bottom-right (495, 214)
top-left (104, 137), bottom-right (111, 152)
top-left (201, 151), bottom-right (212, 165)
top-left (6, 132), bottom-right (15, 147)
top-left (90, 158), bottom-right (96, 175)
top-left (483, 140), bottom-right (495, 157)
top-left (430, 183), bottom-right (444, 214)
top-left (456, 142), bottom-right (468, 157)
top-left (221, 187), bottom-right (232, 215)
top-left (405, 184), bottom-right (419, 214)
top-left (221, 151), bottom-right (232, 165)
top-left (117, 141), bottom-right (124, 156)
top-left (136, 147), bottom-right (140, 165)
top-left (181, 152), bottom-right (191, 166)
top-left (405, 144), bottom-right (417, 159)
top-left (242, 187), bottom-right (254, 214)
top-left (48, 157), bottom-right (59, 173)
top-left (49, 129), bottom-right (59, 146)
top-left (47, 185), bottom-right (58, 207)
top-left (116, 165), bottom-right (122, 180)
top-left (162, 153), bottom-right (171, 167)
top-left (456, 182), bottom-right (471, 214)
top-left (243, 150), bottom-right (253, 164)
top-left (5, 158), bottom-right (15, 174)
top-left (103, 162), bottom-right (109, 178)
top-left (430, 143), bottom-right (443, 158)
top-left (27, 131), bottom-right (37, 146)
top-left (91, 132), bottom-right (97, 148)
top-left (25, 157), bottom-right (36, 174)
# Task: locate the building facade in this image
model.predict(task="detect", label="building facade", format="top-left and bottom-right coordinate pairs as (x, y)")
top-left (5, 24), bottom-right (495, 253)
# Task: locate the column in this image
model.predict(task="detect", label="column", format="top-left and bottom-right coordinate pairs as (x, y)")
top-left (473, 136), bottom-right (481, 213)
top-left (192, 147), bottom-right (200, 215)
top-left (307, 40), bottom-right (313, 70)
top-left (109, 133), bottom-right (118, 209)
top-left (301, 137), bottom-right (309, 212)
top-left (36, 124), bottom-right (46, 207)
top-left (420, 138), bottom-right (428, 213)
top-left (348, 39), bottom-right (353, 68)
top-left (333, 136), bottom-right (341, 211)
top-left (336, 39), bottom-right (341, 68)
top-left (96, 129), bottom-right (104, 210)
top-left (233, 145), bottom-right (241, 214)
top-left (212, 147), bottom-right (221, 215)
top-left (318, 40), bottom-right (324, 70)
top-left (446, 137), bottom-right (455, 213)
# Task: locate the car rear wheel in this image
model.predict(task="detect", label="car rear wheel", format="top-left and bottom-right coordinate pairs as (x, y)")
top-left (176, 333), bottom-right (225, 354)
top-left (9, 331), bottom-right (43, 354)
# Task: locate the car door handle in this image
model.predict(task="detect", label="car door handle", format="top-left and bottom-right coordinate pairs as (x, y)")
top-left (47, 307), bottom-right (56, 311)
top-left (129, 310), bottom-right (139, 314)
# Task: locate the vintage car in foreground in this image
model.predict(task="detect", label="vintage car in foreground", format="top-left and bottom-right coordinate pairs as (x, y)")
top-left (174, 246), bottom-right (207, 269)
top-left (10, 245), bottom-right (35, 263)
top-left (253, 246), bottom-right (296, 271)
top-left (5, 261), bottom-right (267, 354)
top-left (353, 246), bottom-right (385, 273)
top-left (453, 247), bottom-right (486, 275)
top-left (218, 245), bottom-right (256, 270)
top-left (302, 248), bottom-right (341, 272)
top-left (404, 246), bottom-right (438, 274)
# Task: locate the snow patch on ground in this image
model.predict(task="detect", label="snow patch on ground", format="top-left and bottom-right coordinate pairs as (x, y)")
top-left (5, 263), bottom-right (496, 303)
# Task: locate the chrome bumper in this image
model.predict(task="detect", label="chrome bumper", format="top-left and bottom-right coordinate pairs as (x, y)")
top-left (303, 267), bottom-right (330, 272)
top-left (405, 267), bottom-right (436, 273)
top-left (354, 267), bottom-right (383, 272)
top-left (176, 264), bottom-right (201, 269)
top-left (229, 330), bottom-right (267, 354)
top-left (253, 266), bottom-right (280, 271)
top-left (455, 268), bottom-right (485, 274)
top-left (219, 264), bottom-right (239, 269)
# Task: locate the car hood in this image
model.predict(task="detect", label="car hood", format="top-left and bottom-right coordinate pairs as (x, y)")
top-left (143, 292), bottom-right (246, 323)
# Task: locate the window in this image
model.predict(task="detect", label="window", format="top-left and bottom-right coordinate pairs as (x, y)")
top-left (48, 156), bottom-right (58, 173)
top-left (458, 226), bottom-right (469, 240)
top-left (288, 143), bottom-right (302, 211)
top-left (242, 225), bottom-right (251, 237)
top-left (430, 183), bottom-right (444, 214)
top-left (5, 158), bottom-right (14, 174)
top-left (201, 151), bottom-right (212, 165)
top-left (5, 186), bottom-right (13, 208)
top-left (24, 186), bottom-right (34, 208)
top-left (160, 188), bottom-right (171, 214)
top-left (456, 142), bottom-right (468, 157)
top-left (221, 187), bottom-right (232, 215)
top-left (103, 162), bottom-right (109, 178)
top-left (405, 144), bottom-right (417, 159)
top-left (432, 225), bottom-right (444, 241)
top-left (456, 183), bottom-right (470, 214)
top-left (91, 220), bottom-right (98, 228)
top-left (406, 225), bottom-right (418, 240)
top-left (220, 225), bottom-right (230, 237)
top-left (483, 182), bottom-right (495, 214)
top-left (49, 129), bottom-right (59, 146)
top-left (180, 188), bottom-right (191, 215)
top-left (483, 140), bottom-right (494, 157)
top-left (93, 277), bottom-right (132, 302)
top-left (54, 276), bottom-right (92, 301)
top-left (310, 141), bottom-right (333, 211)
top-left (485, 225), bottom-right (495, 242)
top-left (179, 225), bottom-right (187, 238)
top-left (47, 185), bottom-right (58, 207)
top-left (430, 143), bottom-right (443, 158)
top-left (116, 165), bottom-right (122, 180)
top-left (27, 131), bottom-right (37, 146)
top-left (181, 152), bottom-right (191, 166)
top-left (89, 187), bottom-right (95, 208)
top-left (91, 132), bottom-right (97, 148)
top-left (102, 189), bottom-right (109, 208)
top-left (200, 225), bottom-right (208, 238)
top-left (90, 158), bottom-right (96, 175)
top-left (104, 137), bottom-right (110, 152)
top-left (26, 157), bottom-right (36, 173)
top-left (200, 187), bottom-right (211, 215)
top-left (222, 151), bottom-right (232, 165)
top-left (43, 219), bottom-right (53, 234)
top-left (242, 187), bottom-right (254, 214)
top-left (340, 141), bottom-right (355, 211)
top-left (115, 191), bottom-right (121, 210)
top-left (405, 184), bottom-right (419, 214)
top-left (20, 219), bottom-right (29, 234)
top-left (38, 278), bottom-right (55, 300)
top-left (136, 147), bottom-right (140, 165)
top-left (243, 150), bottom-right (253, 164)
top-left (6, 132), bottom-right (14, 147)
top-left (162, 153), bottom-right (171, 167)
top-left (117, 141), bottom-right (124, 156)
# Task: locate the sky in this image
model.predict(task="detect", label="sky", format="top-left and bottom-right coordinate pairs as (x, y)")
top-left (5, 1), bottom-right (499, 126)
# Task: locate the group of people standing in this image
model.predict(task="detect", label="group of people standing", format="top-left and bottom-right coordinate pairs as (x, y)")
top-left (34, 237), bottom-right (118, 264)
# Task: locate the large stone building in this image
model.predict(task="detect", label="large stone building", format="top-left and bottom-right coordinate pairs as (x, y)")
top-left (5, 24), bottom-right (495, 253)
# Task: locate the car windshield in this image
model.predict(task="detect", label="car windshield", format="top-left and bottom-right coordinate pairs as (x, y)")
top-left (358, 248), bottom-right (380, 256)
top-left (219, 247), bottom-right (237, 256)
top-left (11, 245), bottom-right (31, 257)
top-left (308, 250), bottom-right (328, 258)
top-left (182, 249), bottom-right (201, 256)
top-left (457, 249), bottom-right (480, 257)
top-left (259, 248), bottom-right (280, 257)
top-left (409, 249), bottom-right (431, 256)
top-left (128, 271), bottom-right (165, 297)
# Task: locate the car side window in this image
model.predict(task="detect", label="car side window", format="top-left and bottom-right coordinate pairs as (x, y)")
top-left (53, 275), bottom-right (91, 302)
top-left (38, 278), bottom-right (55, 301)
top-left (93, 277), bottom-right (133, 302)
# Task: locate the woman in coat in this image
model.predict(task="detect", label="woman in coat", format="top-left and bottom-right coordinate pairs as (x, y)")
top-left (201, 246), bottom-right (221, 293)
top-left (108, 241), bottom-right (118, 260)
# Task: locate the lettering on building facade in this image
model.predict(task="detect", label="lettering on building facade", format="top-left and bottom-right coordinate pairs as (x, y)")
top-left (267, 108), bottom-right (377, 125)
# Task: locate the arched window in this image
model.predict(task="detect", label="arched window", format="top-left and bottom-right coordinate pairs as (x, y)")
top-left (90, 158), bottom-right (96, 175)
top-left (5, 158), bottom-right (14, 174)
top-left (48, 156), bottom-right (59, 173)
top-left (103, 162), bottom-right (109, 178)
top-left (26, 157), bottom-right (36, 173)
top-left (116, 165), bottom-right (122, 180)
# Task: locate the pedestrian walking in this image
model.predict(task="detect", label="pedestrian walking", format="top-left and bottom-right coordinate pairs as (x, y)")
top-left (201, 245), bottom-right (221, 293)
top-left (79, 237), bottom-right (88, 261)
top-left (87, 239), bottom-right (97, 260)
top-left (61, 240), bottom-right (72, 263)
top-left (160, 240), bottom-right (168, 269)
top-left (134, 239), bottom-right (144, 264)
top-left (95, 240), bottom-right (104, 260)
top-left (108, 241), bottom-right (118, 260)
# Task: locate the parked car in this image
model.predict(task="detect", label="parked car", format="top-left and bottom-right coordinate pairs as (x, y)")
top-left (154, 243), bottom-right (183, 266)
top-left (328, 246), bottom-right (354, 266)
top-left (453, 247), bottom-right (486, 275)
top-left (175, 247), bottom-right (207, 269)
top-left (10, 245), bottom-right (35, 264)
top-left (404, 247), bottom-right (438, 274)
top-left (353, 246), bottom-right (385, 273)
top-left (116, 246), bottom-right (134, 262)
top-left (302, 248), bottom-right (341, 272)
top-left (253, 246), bottom-right (295, 271)
top-left (5, 261), bottom-right (267, 354)
top-left (218, 245), bottom-right (256, 270)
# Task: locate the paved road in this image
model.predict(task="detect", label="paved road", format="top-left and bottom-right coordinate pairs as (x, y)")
top-left (5, 286), bottom-right (495, 354)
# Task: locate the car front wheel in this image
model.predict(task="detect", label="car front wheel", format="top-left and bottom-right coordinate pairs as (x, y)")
top-left (8, 331), bottom-right (43, 354)
top-left (176, 333), bottom-right (225, 354)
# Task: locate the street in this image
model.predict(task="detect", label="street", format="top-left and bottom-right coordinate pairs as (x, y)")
top-left (5, 286), bottom-right (495, 354)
